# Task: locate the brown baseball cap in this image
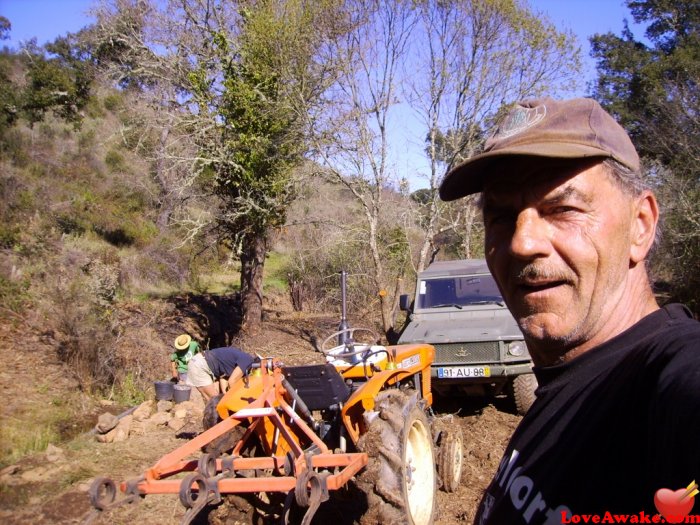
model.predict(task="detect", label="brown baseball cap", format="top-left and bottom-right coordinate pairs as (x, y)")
top-left (439, 97), bottom-right (640, 201)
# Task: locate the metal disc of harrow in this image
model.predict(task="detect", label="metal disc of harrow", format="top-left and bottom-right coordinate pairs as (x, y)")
top-left (198, 453), bottom-right (218, 478)
top-left (179, 473), bottom-right (207, 509)
top-left (88, 477), bottom-right (117, 510)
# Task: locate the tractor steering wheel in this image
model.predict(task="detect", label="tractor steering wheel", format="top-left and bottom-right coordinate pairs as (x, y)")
top-left (320, 327), bottom-right (381, 356)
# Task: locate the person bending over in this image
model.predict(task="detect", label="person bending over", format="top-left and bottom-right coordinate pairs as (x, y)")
top-left (187, 346), bottom-right (254, 402)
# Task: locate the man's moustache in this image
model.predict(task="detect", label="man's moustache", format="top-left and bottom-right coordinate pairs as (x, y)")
top-left (515, 264), bottom-right (574, 284)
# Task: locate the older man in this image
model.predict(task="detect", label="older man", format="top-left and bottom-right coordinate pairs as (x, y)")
top-left (440, 98), bottom-right (700, 523)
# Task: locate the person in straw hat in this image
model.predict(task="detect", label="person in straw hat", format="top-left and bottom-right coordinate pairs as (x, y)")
top-left (171, 333), bottom-right (201, 384)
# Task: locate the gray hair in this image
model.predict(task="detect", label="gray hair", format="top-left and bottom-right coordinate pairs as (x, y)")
top-left (602, 158), bottom-right (662, 256)
top-left (602, 158), bottom-right (649, 196)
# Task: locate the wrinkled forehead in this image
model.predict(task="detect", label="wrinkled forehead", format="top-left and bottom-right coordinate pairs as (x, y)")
top-left (481, 157), bottom-right (606, 199)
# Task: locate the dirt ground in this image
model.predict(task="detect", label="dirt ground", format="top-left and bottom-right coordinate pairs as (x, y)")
top-left (0, 295), bottom-right (522, 525)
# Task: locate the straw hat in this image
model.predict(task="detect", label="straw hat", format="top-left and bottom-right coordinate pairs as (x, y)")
top-left (174, 334), bottom-right (192, 350)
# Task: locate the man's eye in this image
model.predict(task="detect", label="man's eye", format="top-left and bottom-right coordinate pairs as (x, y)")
top-left (549, 206), bottom-right (578, 215)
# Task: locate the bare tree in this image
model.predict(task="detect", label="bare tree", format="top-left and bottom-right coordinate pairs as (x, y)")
top-left (308, 0), bottom-right (416, 335)
top-left (408, 0), bottom-right (582, 271)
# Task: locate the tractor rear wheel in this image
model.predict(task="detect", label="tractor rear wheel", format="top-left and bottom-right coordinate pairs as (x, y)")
top-left (357, 389), bottom-right (436, 525)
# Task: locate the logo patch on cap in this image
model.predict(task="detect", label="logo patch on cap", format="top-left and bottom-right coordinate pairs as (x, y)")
top-left (494, 104), bottom-right (546, 139)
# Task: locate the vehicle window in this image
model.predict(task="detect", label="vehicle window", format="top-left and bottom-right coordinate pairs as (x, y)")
top-left (417, 275), bottom-right (503, 308)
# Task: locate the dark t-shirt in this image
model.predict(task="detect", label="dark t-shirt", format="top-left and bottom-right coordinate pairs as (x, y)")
top-left (204, 347), bottom-right (254, 379)
top-left (475, 304), bottom-right (700, 525)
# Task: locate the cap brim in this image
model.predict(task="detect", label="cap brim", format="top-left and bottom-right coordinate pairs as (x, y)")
top-left (439, 142), bottom-right (613, 201)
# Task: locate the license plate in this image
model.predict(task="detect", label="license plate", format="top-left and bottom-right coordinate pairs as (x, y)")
top-left (437, 366), bottom-right (490, 378)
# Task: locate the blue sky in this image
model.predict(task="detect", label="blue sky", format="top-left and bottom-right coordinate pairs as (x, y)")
top-left (1, 0), bottom-right (643, 88)
top-left (1, 0), bottom-right (646, 189)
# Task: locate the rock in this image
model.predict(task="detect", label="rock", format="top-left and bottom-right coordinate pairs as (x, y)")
top-left (148, 411), bottom-right (172, 426)
top-left (96, 429), bottom-right (115, 443)
top-left (167, 417), bottom-right (186, 431)
top-left (130, 419), bottom-right (147, 436)
top-left (117, 414), bottom-right (132, 432)
top-left (111, 427), bottom-right (128, 443)
top-left (45, 443), bottom-right (64, 462)
top-left (95, 413), bottom-right (119, 434)
top-left (0, 464), bottom-right (20, 477)
top-left (156, 400), bottom-right (173, 413)
top-left (96, 415), bottom-right (132, 443)
top-left (99, 399), bottom-right (115, 407)
top-left (0, 464), bottom-right (20, 485)
top-left (132, 400), bottom-right (154, 421)
top-left (174, 408), bottom-right (188, 419)
top-left (175, 400), bottom-right (195, 411)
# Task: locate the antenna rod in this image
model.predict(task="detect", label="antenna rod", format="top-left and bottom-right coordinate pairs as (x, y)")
top-left (338, 270), bottom-right (349, 345)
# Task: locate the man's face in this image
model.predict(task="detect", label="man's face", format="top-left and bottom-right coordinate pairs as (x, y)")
top-left (482, 159), bottom-right (637, 364)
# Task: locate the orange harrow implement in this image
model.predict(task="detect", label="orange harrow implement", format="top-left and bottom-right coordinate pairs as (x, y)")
top-left (89, 327), bottom-right (461, 525)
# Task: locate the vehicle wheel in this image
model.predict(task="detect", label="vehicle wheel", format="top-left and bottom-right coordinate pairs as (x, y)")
top-left (510, 373), bottom-right (538, 415)
top-left (357, 389), bottom-right (436, 525)
top-left (202, 394), bottom-right (245, 455)
top-left (437, 426), bottom-right (463, 493)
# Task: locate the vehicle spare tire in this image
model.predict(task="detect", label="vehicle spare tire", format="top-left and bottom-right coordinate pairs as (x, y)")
top-left (510, 373), bottom-right (538, 415)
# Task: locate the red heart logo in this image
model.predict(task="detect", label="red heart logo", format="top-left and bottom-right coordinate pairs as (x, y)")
top-left (654, 488), bottom-right (695, 523)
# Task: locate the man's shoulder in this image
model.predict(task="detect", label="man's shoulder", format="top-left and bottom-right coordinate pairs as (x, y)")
top-left (630, 303), bottom-right (700, 356)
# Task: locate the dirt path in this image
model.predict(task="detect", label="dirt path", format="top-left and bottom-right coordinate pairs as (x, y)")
top-left (0, 304), bottom-right (522, 524)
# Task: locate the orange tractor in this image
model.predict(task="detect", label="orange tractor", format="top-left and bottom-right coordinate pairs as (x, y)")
top-left (89, 309), bottom-right (463, 525)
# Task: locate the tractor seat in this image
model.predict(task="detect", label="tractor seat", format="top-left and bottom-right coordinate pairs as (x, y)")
top-left (282, 363), bottom-right (351, 411)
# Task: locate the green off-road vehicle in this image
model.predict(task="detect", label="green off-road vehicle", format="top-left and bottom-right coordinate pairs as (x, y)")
top-left (398, 259), bottom-right (537, 414)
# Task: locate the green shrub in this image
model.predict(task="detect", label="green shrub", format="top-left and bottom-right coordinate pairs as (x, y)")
top-left (103, 93), bottom-right (124, 112)
top-left (0, 224), bottom-right (19, 249)
top-left (264, 251), bottom-right (289, 292)
top-left (77, 127), bottom-right (96, 151)
top-left (0, 128), bottom-right (29, 166)
top-left (112, 372), bottom-right (147, 406)
top-left (16, 189), bottom-right (34, 211)
top-left (54, 214), bottom-right (86, 235)
top-left (24, 163), bottom-right (48, 184)
top-left (85, 96), bottom-right (105, 119)
top-left (38, 122), bottom-right (56, 139)
top-left (0, 420), bottom-right (59, 468)
top-left (0, 275), bottom-right (30, 312)
top-left (104, 149), bottom-right (125, 172)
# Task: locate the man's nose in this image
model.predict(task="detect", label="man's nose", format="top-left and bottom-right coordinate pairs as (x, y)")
top-left (510, 209), bottom-right (551, 259)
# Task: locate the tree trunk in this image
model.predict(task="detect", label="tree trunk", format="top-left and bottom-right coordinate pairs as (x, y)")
top-left (240, 232), bottom-right (268, 333)
top-left (154, 125), bottom-right (173, 231)
top-left (461, 196), bottom-right (479, 259)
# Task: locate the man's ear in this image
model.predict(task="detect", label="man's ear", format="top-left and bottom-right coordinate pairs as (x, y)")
top-left (630, 191), bottom-right (659, 264)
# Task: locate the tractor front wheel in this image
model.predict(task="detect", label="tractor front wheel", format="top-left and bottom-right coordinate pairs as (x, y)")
top-left (437, 426), bottom-right (463, 493)
top-left (357, 389), bottom-right (436, 525)
top-left (201, 394), bottom-right (245, 455)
